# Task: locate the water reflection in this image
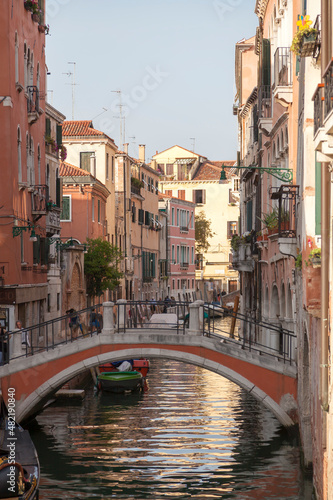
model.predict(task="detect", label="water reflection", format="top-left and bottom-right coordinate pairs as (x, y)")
top-left (29, 360), bottom-right (311, 499)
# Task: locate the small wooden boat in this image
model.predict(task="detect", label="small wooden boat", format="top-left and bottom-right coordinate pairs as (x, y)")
top-left (0, 398), bottom-right (39, 499)
top-left (99, 359), bottom-right (150, 378)
top-left (97, 371), bottom-right (144, 393)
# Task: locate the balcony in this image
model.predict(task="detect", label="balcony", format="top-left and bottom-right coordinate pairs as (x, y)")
top-left (27, 86), bottom-right (40, 124)
top-left (231, 243), bottom-right (254, 272)
top-left (270, 185), bottom-right (299, 257)
top-left (258, 85), bottom-right (272, 135)
top-left (180, 225), bottom-right (188, 233)
top-left (313, 83), bottom-right (325, 136)
top-left (324, 58), bottom-right (333, 125)
top-left (180, 262), bottom-right (189, 270)
top-left (273, 48), bottom-right (293, 105)
top-left (31, 185), bottom-right (48, 215)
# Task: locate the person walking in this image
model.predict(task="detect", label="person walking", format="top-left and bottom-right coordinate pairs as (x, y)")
top-left (15, 320), bottom-right (30, 353)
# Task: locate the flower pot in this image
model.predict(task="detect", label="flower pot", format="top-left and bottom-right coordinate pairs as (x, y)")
top-left (300, 33), bottom-right (317, 57)
top-left (38, 25), bottom-right (45, 33)
top-left (32, 13), bottom-right (40, 22)
top-left (280, 221), bottom-right (290, 232)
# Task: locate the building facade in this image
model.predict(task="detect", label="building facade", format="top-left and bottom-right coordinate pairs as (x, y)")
top-left (0, 0), bottom-right (49, 331)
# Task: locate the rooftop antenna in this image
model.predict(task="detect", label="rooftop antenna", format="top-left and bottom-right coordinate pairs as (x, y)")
top-left (190, 137), bottom-right (195, 152)
top-left (112, 90), bottom-right (124, 149)
top-left (92, 107), bottom-right (108, 120)
top-left (63, 62), bottom-right (77, 120)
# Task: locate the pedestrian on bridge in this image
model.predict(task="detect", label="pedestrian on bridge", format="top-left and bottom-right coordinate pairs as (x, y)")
top-left (15, 320), bottom-right (30, 353)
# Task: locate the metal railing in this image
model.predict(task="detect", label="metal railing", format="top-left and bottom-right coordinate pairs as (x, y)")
top-left (258, 85), bottom-right (272, 118)
top-left (3, 304), bottom-right (103, 363)
top-left (313, 83), bottom-right (325, 135)
top-left (203, 305), bottom-right (296, 364)
top-left (274, 47), bottom-right (292, 87)
top-left (31, 184), bottom-right (48, 214)
top-left (324, 58), bottom-right (333, 120)
top-left (270, 184), bottom-right (299, 237)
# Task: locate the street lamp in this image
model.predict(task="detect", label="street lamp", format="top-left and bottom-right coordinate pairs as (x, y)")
top-left (219, 163), bottom-right (293, 183)
top-left (12, 225), bottom-right (38, 241)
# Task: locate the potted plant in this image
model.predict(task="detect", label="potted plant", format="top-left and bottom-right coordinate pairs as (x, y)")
top-left (38, 24), bottom-right (50, 35)
top-left (308, 248), bottom-right (321, 268)
top-left (231, 234), bottom-right (242, 252)
top-left (258, 209), bottom-right (278, 234)
top-left (60, 145), bottom-right (67, 162)
top-left (256, 230), bottom-right (268, 242)
top-left (131, 177), bottom-right (144, 189)
top-left (295, 252), bottom-right (302, 270)
top-left (291, 27), bottom-right (318, 57)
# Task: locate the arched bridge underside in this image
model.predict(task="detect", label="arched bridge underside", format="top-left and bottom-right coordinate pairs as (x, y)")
top-left (0, 330), bottom-right (298, 427)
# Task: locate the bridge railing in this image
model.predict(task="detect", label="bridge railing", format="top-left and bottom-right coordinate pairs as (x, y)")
top-left (3, 304), bottom-right (103, 363)
top-left (114, 299), bottom-right (189, 334)
top-left (203, 304), bottom-right (296, 364)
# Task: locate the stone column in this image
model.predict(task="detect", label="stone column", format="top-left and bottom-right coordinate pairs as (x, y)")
top-left (188, 300), bottom-right (204, 336)
top-left (117, 299), bottom-right (127, 331)
top-left (102, 302), bottom-right (114, 335)
top-left (10, 330), bottom-right (22, 360)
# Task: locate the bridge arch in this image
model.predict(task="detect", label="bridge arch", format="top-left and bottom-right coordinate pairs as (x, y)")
top-left (1, 336), bottom-right (297, 429)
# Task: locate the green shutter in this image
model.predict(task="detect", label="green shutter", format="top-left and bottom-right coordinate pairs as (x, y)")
top-left (45, 117), bottom-right (51, 137)
top-left (262, 39), bottom-right (271, 87)
top-left (56, 177), bottom-right (62, 207)
top-left (246, 200), bottom-right (253, 232)
top-left (33, 236), bottom-right (41, 265)
top-left (56, 124), bottom-right (62, 147)
top-left (315, 154), bottom-right (321, 235)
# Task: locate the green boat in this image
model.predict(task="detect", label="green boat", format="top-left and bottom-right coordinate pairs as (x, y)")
top-left (97, 371), bottom-right (144, 393)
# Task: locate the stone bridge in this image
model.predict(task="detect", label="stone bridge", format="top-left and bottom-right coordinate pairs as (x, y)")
top-left (0, 301), bottom-right (297, 427)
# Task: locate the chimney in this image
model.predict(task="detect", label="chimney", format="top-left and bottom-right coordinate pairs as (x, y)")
top-left (139, 144), bottom-right (145, 163)
top-left (151, 159), bottom-right (157, 170)
top-left (123, 143), bottom-right (129, 154)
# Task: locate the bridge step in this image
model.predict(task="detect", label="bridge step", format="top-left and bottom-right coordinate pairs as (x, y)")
top-left (55, 389), bottom-right (85, 399)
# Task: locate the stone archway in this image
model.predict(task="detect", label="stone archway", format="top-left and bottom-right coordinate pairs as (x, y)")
top-left (299, 328), bottom-right (313, 469)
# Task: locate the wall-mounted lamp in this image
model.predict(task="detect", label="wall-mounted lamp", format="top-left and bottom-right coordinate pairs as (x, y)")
top-left (12, 225), bottom-right (38, 241)
top-left (219, 163), bottom-right (293, 183)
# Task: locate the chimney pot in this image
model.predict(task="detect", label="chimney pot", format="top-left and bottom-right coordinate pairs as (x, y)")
top-left (139, 144), bottom-right (146, 163)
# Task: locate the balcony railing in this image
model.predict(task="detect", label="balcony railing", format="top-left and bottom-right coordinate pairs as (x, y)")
top-left (269, 184), bottom-right (299, 237)
top-left (324, 58), bottom-right (333, 120)
top-left (180, 262), bottom-right (189, 270)
top-left (180, 225), bottom-right (188, 233)
top-left (313, 83), bottom-right (325, 135)
top-left (258, 85), bottom-right (272, 118)
top-left (274, 48), bottom-right (292, 87)
top-left (31, 185), bottom-right (48, 214)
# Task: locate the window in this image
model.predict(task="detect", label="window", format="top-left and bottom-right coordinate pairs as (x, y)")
top-left (47, 294), bottom-right (51, 313)
top-left (172, 245), bottom-right (175, 263)
top-left (246, 200), bottom-right (253, 231)
top-left (177, 246), bottom-right (180, 264)
top-left (192, 279), bottom-right (194, 289)
top-left (106, 153), bottom-right (109, 180)
top-left (165, 190), bottom-right (173, 197)
top-left (80, 152), bottom-right (94, 172)
top-left (37, 145), bottom-right (41, 184)
top-left (190, 211), bottom-right (194, 229)
top-left (233, 178), bottom-right (240, 191)
top-left (227, 221), bottom-right (238, 239)
top-left (155, 181), bottom-right (158, 194)
top-left (176, 209), bottom-right (179, 226)
top-left (157, 164), bottom-right (164, 174)
top-left (98, 199), bottom-right (101, 223)
top-left (178, 190), bottom-right (185, 200)
top-left (61, 195), bottom-right (71, 221)
top-left (148, 177), bottom-right (151, 192)
top-left (166, 163), bottom-right (173, 175)
top-left (57, 293), bottom-right (60, 311)
top-left (171, 207), bottom-right (175, 225)
top-left (145, 211), bottom-right (151, 226)
top-left (191, 247), bottom-right (194, 264)
top-left (17, 127), bottom-right (22, 182)
top-left (15, 32), bottom-right (19, 84)
top-left (138, 208), bottom-right (144, 224)
top-left (132, 202), bottom-right (136, 222)
top-left (193, 189), bottom-right (206, 204)
top-left (172, 279), bottom-right (175, 290)
top-left (92, 197), bottom-right (95, 221)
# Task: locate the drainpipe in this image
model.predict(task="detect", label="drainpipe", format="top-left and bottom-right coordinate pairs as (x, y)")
top-left (320, 162), bottom-right (330, 410)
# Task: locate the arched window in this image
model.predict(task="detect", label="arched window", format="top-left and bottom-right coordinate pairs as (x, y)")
top-left (27, 48), bottom-right (31, 88)
top-left (272, 143), bottom-right (276, 161)
top-left (15, 32), bottom-right (19, 84)
top-left (29, 136), bottom-right (35, 186)
top-left (281, 129), bottom-right (284, 149)
top-left (36, 62), bottom-right (40, 91)
top-left (37, 144), bottom-right (41, 184)
top-left (24, 43), bottom-right (27, 89)
top-left (277, 136), bottom-right (280, 156)
top-left (30, 52), bottom-right (34, 87)
top-left (46, 163), bottom-right (50, 189)
top-left (285, 126), bottom-right (288, 145)
top-left (17, 127), bottom-right (22, 182)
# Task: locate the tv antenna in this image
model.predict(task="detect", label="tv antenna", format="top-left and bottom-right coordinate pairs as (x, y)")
top-left (63, 62), bottom-right (77, 120)
top-left (112, 90), bottom-right (125, 149)
top-left (190, 137), bottom-right (195, 152)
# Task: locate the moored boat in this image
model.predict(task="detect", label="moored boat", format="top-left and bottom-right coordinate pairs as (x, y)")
top-left (97, 371), bottom-right (144, 393)
top-left (99, 359), bottom-right (150, 378)
top-left (0, 398), bottom-right (39, 499)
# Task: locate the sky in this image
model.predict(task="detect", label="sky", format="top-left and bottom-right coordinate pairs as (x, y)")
top-left (45, 0), bottom-right (258, 163)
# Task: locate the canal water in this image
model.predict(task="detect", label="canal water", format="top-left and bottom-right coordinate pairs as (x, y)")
top-left (29, 360), bottom-right (313, 500)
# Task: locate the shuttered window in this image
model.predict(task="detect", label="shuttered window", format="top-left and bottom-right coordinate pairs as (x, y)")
top-left (138, 209), bottom-right (144, 225)
top-left (56, 124), bottom-right (62, 147)
top-left (262, 39), bottom-right (271, 87)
